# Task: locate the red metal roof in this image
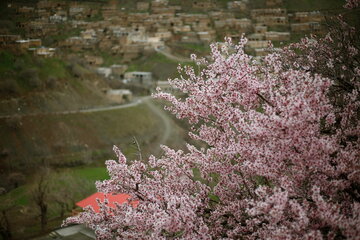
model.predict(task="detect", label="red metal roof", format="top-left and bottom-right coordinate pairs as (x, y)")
top-left (76, 192), bottom-right (138, 213)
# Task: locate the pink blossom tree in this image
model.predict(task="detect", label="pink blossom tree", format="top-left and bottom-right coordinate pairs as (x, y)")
top-left (65, 2), bottom-right (360, 239)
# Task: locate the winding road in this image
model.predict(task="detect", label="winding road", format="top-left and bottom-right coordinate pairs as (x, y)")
top-left (155, 46), bottom-right (191, 63)
top-left (0, 95), bottom-right (173, 146)
top-left (143, 98), bottom-right (172, 146)
top-left (0, 96), bottom-right (150, 119)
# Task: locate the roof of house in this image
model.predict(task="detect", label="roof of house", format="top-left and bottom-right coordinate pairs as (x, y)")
top-left (76, 192), bottom-right (138, 213)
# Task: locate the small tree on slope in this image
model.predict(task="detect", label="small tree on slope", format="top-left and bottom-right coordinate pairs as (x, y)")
top-left (65, 3), bottom-right (360, 239)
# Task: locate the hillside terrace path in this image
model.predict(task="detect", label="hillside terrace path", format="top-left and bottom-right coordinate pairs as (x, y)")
top-left (0, 95), bottom-right (173, 146)
top-left (143, 98), bottom-right (172, 146)
top-left (0, 96), bottom-right (151, 119)
top-left (155, 46), bottom-right (191, 63)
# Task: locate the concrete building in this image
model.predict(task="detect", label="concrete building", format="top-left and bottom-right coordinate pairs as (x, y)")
top-left (97, 67), bottom-right (112, 78)
top-left (124, 71), bottom-right (153, 87)
top-left (111, 64), bottom-right (128, 78)
top-left (137, 2), bottom-right (150, 11)
top-left (106, 89), bottom-right (133, 103)
top-left (85, 55), bottom-right (104, 66)
top-left (265, 31), bottom-right (290, 41)
top-left (227, 1), bottom-right (248, 11)
top-left (293, 11), bottom-right (324, 23)
top-left (290, 22), bottom-right (322, 32)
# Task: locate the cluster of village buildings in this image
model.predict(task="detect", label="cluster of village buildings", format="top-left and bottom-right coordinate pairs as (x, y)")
top-left (0, 0), bottom-right (326, 99)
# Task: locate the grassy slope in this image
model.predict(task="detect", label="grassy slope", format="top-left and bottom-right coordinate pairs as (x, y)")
top-left (0, 102), bottom-right (163, 170)
top-left (127, 52), bottom-right (182, 80)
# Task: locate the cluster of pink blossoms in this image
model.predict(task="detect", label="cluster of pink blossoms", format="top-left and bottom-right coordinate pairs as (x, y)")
top-left (65, 4), bottom-right (360, 240)
top-left (344, 0), bottom-right (360, 8)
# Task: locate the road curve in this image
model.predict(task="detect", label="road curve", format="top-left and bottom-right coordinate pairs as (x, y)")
top-left (143, 98), bottom-right (172, 146)
top-left (0, 96), bottom-right (151, 119)
top-left (155, 46), bottom-right (191, 63)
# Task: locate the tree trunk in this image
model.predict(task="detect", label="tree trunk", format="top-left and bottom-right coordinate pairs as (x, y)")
top-left (0, 210), bottom-right (12, 240)
top-left (40, 204), bottom-right (47, 231)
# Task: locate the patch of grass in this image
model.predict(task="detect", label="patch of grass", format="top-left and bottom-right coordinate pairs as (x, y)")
top-left (39, 58), bottom-right (68, 79)
top-left (98, 51), bottom-right (123, 66)
top-left (177, 42), bottom-right (210, 53)
top-left (48, 27), bottom-right (84, 42)
top-left (127, 52), bottom-right (182, 80)
top-left (0, 185), bottom-right (29, 206)
top-left (0, 51), bottom-right (16, 72)
top-left (71, 166), bottom-right (108, 182)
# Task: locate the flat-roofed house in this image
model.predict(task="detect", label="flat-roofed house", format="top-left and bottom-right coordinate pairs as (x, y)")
top-left (124, 71), bottom-right (153, 87)
top-left (265, 31), bottom-right (290, 41)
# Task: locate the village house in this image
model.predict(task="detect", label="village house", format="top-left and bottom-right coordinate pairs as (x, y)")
top-left (246, 33), bottom-right (268, 49)
top-left (102, 1), bottom-right (118, 19)
top-left (85, 55), bottom-right (104, 66)
top-left (247, 40), bottom-right (269, 49)
top-left (151, 6), bottom-right (176, 15)
top-left (227, 1), bottom-right (248, 11)
top-left (111, 64), bottom-right (128, 79)
top-left (251, 8), bottom-right (287, 18)
top-left (265, 0), bottom-right (283, 7)
top-left (98, 36), bottom-right (113, 50)
top-left (97, 67), bottom-right (112, 78)
top-left (37, 9), bottom-right (51, 18)
top-left (145, 36), bottom-right (165, 48)
top-left (155, 29), bottom-right (172, 41)
top-left (30, 47), bottom-right (56, 58)
top-left (181, 32), bottom-right (201, 43)
top-left (151, 0), bottom-right (169, 8)
top-left (0, 35), bottom-right (21, 47)
top-left (60, 36), bottom-right (83, 51)
top-left (124, 72), bottom-right (153, 87)
top-left (70, 20), bottom-right (90, 28)
top-left (248, 33), bottom-right (265, 41)
top-left (232, 18), bottom-right (252, 31)
top-left (49, 14), bottom-right (67, 23)
top-left (254, 24), bottom-right (268, 34)
top-left (265, 31), bottom-right (290, 41)
top-left (15, 39), bottom-right (42, 51)
top-left (106, 89), bottom-right (133, 104)
top-left (260, 16), bottom-right (287, 26)
top-left (173, 25), bottom-right (191, 34)
top-left (178, 13), bottom-right (207, 26)
top-left (192, 1), bottom-right (217, 11)
top-left (191, 17), bottom-right (212, 32)
top-left (81, 29), bottom-right (97, 41)
top-left (197, 31), bottom-right (216, 43)
top-left (26, 22), bottom-right (58, 38)
top-left (16, 6), bottom-right (35, 15)
top-left (251, 8), bottom-right (288, 26)
top-left (69, 4), bottom-right (92, 20)
top-left (55, 9), bottom-right (68, 18)
top-left (15, 40), bottom-right (31, 50)
top-left (128, 13), bottom-right (150, 25)
top-left (290, 22), bottom-right (322, 33)
top-left (254, 48), bottom-right (269, 56)
top-left (37, 0), bottom-right (66, 9)
top-left (293, 11), bottom-right (324, 23)
top-left (16, 21), bottom-right (27, 30)
top-left (157, 80), bottom-right (178, 93)
top-left (215, 18), bottom-right (252, 32)
top-left (137, 2), bottom-right (150, 11)
top-left (121, 44), bottom-right (145, 62)
top-left (209, 11), bottom-right (235, 21)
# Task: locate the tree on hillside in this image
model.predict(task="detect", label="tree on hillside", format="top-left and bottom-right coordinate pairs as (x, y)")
top-left (32, 168), bottom-right (50, 231)
top-left (49, 172), bottom-right (94, 219)
top-left (0, 195), bottom-right (14, 240)
top-left (65, 1), bottom-right (360, 239)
